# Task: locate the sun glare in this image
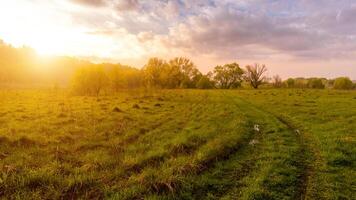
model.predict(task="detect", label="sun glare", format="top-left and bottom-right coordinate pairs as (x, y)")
top-left (0, 1), bottom-right (63, 54)
top-left (0, 1), bottom-right (94, 57)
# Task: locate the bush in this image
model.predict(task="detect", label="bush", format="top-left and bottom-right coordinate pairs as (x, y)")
top-left (333, 77), bottom-right (353, 90)
top-left (307, 78), bottom-right (325, 89)
top-left (294, 78), bottom-right (308, 88)
top-left (285, 78), bottom-right (295, 88)
top-left (196, 76), bottom-right (214, 89)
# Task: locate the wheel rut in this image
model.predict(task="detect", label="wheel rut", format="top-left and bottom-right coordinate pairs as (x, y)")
top-left (274, 115), bottom-right (311, 200)
top-left (183, 93), bottom-right (271, 199)
top-left (234, 94), bottom-right (319, 200)
top-left (132, 92), bottom-right (320, 199)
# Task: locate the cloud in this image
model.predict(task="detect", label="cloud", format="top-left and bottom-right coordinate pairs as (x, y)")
top-left (116, 0), bottom-right (140, 12)
top-left (137, 0), bottom-right (355, 61)
top-left (147, 7), bottom-right (317, 59)
top-left (12, 0), bottom-right (356, 68)
top-left (137, 31), bottom-right (154, 42)
top-left (71, 0), bottom-right (107, 7)
top-left (314, 5), bottom-right (356, 35)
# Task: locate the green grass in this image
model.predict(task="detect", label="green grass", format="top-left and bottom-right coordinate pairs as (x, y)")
top-left (236, 89), bottom-right (356, 199)
top-left (0, 89), bottom-right (355, 199)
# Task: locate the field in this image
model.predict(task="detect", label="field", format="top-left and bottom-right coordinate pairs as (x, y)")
top-left (0, 89), bottom-right (355, 199)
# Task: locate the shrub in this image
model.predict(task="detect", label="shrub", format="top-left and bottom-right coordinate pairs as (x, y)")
top-left (307, 78), bottom-right (325, 89)
top-left (294, 78), bottom-right (308, 88)
top-left (196, 76), bottom-right (214, 89)
top-left (285, 78), bottom-right (295, 88)
top-left (333, 77), bottom-right (353, 90)
top-left (327, 79), bottom-right (335, 88)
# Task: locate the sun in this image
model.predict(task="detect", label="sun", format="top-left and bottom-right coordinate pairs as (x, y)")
top-left (0, 1), bottom-right (61, 55)
top-left (0, 1), bottom-right (85, 56)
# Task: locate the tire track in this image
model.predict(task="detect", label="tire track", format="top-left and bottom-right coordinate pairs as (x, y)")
top-left (274, 115), bottom-right (322, 200)
top-left (174, 91), bottom-right (316, 200)
top-left (118, 91), bottom-right (320, 199)
top-left (177, 91), bottom-right (302, 199)
top-left (274, 116), bottom-right (311, 200)
top-left (156, 91), bottom-right (272, 199)
top-left (122, 91), bottom-right (261, 199)
top-left (234, 94), bottom-right (319, 200)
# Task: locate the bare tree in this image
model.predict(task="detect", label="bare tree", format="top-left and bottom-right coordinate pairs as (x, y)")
top-left (244, 64), bottom-right (267, 89)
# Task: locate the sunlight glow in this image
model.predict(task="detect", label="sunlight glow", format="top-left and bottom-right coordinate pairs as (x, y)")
top-left (0, 0), bottom-right (141, 59)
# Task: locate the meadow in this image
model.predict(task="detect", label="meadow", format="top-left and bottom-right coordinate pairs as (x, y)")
top-left (0, 89), bottom-right (355, 199)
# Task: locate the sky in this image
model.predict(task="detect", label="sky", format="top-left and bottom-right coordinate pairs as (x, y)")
top-left (0, 0), bottom-right (356, 79)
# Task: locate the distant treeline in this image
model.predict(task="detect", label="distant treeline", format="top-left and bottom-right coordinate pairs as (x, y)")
top-left (71, 57), bottom-right (355, 95)
top-left (0, 40), bottom-right (355, 94)
top-left (70, 57), bottom-right (274, 95)
top-left (276, 77), bottom-right (355, 90)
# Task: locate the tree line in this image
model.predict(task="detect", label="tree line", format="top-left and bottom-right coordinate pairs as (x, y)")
top-left (71, 57), bottom-right (355, 95)
top-left (70, 57), bottom-right (274, 95)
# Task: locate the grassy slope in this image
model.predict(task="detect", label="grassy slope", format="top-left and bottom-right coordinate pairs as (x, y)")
top-left (0, 89), bottom-right (354, 199)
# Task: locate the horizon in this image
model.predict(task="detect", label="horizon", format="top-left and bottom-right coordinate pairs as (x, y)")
top-left (1, 0), bottom-right (356, 79)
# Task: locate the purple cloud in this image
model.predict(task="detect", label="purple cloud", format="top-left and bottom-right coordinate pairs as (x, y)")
top-left (65, 0), bottom-right (356, 61)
